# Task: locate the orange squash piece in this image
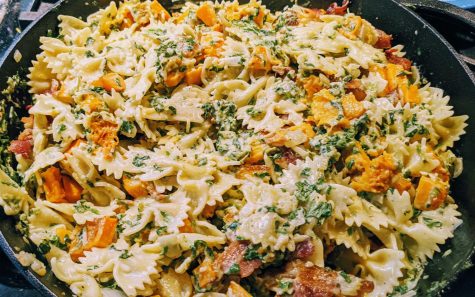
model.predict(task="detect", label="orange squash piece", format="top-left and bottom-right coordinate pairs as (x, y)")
top-left (150, 0), bottom-right (171, 21)
top-left (82, 93), bottom-right (105, 112)
top-left (247, 142), bottom-right (265, 164)
top-left (84, 217), bottom-right (118, 249)
top-left (41, 167), bottom-right (67, 203)
top-left (392, 173), bottom-right (413, 194)
top-left (383, 63), bottom-right (403, 93)
top-left (311, 89), bottom-right (340, 126)
top-left (65, 138), bottom-right (85, 154)
top-left (193, 258), bottom-right (218, 288)
top-left (414, 176), bottom-right (447, 210)
top-left (253, 8), bottom-right (265, 27)
top-left (302, 75), bottom-right (322, 99)
top-left (62, 175), bottom-right (83, 203)
top-left (179, 218), bottom-right (193, 233)
top-left (93, 73), bottom-right (126, 92)
top-left (400, 83), bottom-right (421, 105)
top-left (350, 152), bottom-right (397, 193)
top-left (228, 281), bottom-right (252, 297)
top-left (342, 93), bottom-right (365, 120)
top-left (123, 175), bottom-right (149, 199)
top-left (185, 67), bottom-right (202, 85)
top-left (196, 3), bottom-right (217, 26)
top-left (164, 71), bottom-right (185, 87)
top-left (248, 46), bottom-right (273, 76)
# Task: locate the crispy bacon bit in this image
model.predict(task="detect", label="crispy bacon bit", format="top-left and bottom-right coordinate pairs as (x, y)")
top-left (294, 239), bottom-right (314, 260)
top-left (216, 241), bottom-right (261, 278)
top-left (345, 79), bottom-right (367, 101)
top-left (283, 10), bottom-right (299, 26)
top-left (9, 129), bottom-right (33, 158)
top-left (385, 49), bottom-right (412, 71)
top-left (359, 280), bottom-right (375, 295)
top-left (272, 65), bottom-right (293, 76)
top-left (280, 261), bottom-right (374, 297)
top-left (327, 0), bottom-right (349, 16)
top-left (291, 261), bottom-right (339, 297)
top-left (374, 29), bottom-right (392, 49)
top-left (274, 148), bottom-right (300, 170)
top-left (9, 109), bottom-right (34, 158)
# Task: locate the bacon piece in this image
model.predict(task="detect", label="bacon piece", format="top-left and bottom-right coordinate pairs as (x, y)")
top-left (374, 29), bottom-right (392, 49)
top-left (9, 140), bottom-right (33, 158)
top-left (292, 261), bottom-right (339, 297)
top-left (9, 128), bottom-right (33, 158)
top-left (216, 241), bottom-right (261, 278)
top-left (385, 49), bottom-right (412, 71)
top-left (272, 65), bottom-right (293, 77)
top-left (345, 79), bottom-right (367, 101)
top-left (358, 280), bottom-right (375, 295)
top-left (327, 0), bottom-right (349, 16)
top-left (285, 261), bottom-right (374, 297)
top-left (274, 148), bottom-right (300, 170)
top-left (294, 239), bottom-right (314, 260)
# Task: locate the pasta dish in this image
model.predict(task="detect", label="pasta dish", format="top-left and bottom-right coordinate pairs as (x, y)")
top-left (0, 0), bottom-right (468, 296)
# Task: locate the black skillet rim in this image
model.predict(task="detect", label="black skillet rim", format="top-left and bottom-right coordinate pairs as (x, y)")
top-left (0, 0), bottom-right (474, 296)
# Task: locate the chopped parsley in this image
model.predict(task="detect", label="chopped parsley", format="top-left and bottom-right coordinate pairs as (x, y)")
top-left (74, 200), bottom-right (100, 214)
top-left (423, 217), bottom-right (442, 228)
top-left (340, 271), bottom-right (352, 283)
top-left (38, 240), bottom-right (52, 254)
top-left (246, 107), bottom-right (262, 118)
top-left (119, 250), bottom-right (132, 259)
top-left (243, 245), bottom-right (262, 261)
top-left (389, 284), bottom-right (408, 296)
top-left (132, 155), bottom-right (150, 167)
top-left (156, 226), bottom-right (168, 235)
top-left (85, 50), bottom-right (95, 57)
top-left (295, 180), bottom-right (321, 202)
top-left (278, 279), bottom-right (293, 291)
top-left (201, 102), bottom-right (215, 119)
top-left (90, 86), bottom-right (105, 94)
top-left (226, 263), bottom-right (241, 275)
top-left (119, 120), bottom-right (135, 134)
top-left (306, 201), bottom-right (332, 225)
top-left (300, 167), bottom-right (311, 177)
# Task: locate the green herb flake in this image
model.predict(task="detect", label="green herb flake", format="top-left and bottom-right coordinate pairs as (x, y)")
top-left (119, 250), bottom-right (132, 259)
top-left (74, 200), bottom-right (100, 215)
top-left (132, 155), bottom-right (150, 167)
top-left (306, 201), bottom-right (332, 224)
top-left (226, 263), bottom-right (241, 275)
top-left (423, 217), bottom-right (442, 228)
top-left (340, 271), bottom-right (352, 283)
top-left (38, 240), bottom-right (51, 254)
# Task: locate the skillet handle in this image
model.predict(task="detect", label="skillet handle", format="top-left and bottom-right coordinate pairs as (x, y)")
top-left (397, 0), bottom-right (475, 69)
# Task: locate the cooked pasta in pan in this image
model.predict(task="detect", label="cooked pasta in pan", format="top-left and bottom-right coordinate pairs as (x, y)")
top-left (0, 0), bottom-right (468, 296)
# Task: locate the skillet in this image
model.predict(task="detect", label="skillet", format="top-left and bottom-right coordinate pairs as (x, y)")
top-left (0, 0), bottom-right (474, 296)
